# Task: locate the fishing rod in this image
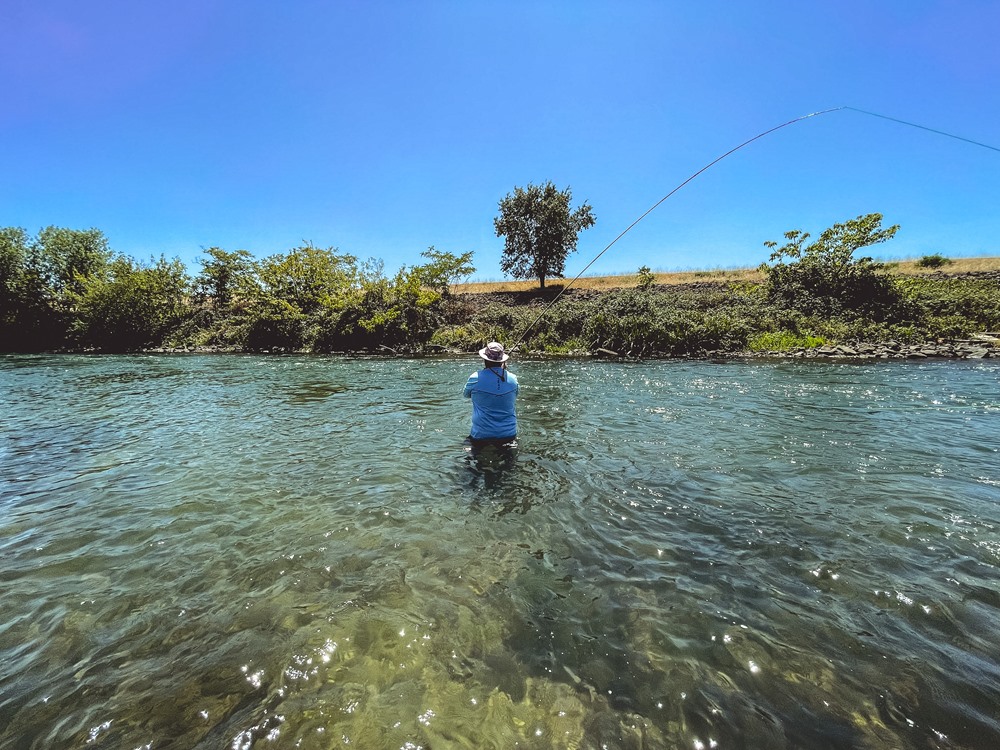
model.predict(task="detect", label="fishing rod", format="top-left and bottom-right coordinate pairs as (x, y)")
top-left (509, 106), bottom-right (999, 351)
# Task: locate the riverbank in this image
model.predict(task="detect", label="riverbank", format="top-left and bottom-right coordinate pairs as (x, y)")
top-left (126, 268), bottom-right (1000, 360)
top-left (740, 336), bottom-right (998, 361)
top-left (141, 338), bottom-right (999, 361)
top-left (11, 266), bottom-right (1000, 359)
top-left (430, 268), bottom-right (1000, 360)
top-left (453, 256), bottom-right (1000, 294)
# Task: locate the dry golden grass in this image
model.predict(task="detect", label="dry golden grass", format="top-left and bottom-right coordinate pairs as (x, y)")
top-left (453, 256), bottom-right (1000, 294)
top-left (887, 256), bottom-right (1000, 275)
top-left (454, 267), bottom-right (762, 294)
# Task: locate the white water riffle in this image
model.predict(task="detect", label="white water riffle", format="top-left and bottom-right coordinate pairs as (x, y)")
top-left (2, 354), bottom-right (999, 749)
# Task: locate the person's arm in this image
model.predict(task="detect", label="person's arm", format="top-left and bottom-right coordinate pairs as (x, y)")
top-left (463, 372), bottom-right (478, 398)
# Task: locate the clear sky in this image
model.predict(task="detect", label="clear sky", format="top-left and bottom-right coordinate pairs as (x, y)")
top-left (2, 0), bottom-right (998, 281)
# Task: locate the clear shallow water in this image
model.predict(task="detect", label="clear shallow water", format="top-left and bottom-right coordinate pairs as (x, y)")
top-left (2, 354), bottom-right (999, 750)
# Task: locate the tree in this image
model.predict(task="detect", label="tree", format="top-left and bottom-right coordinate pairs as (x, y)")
top-left (0, 228), bottom-right (30, 336)
top-left (315, 251), bottom-right (466, 352)
top-left (195, 247), bottom-right (254, 311)
top-left (35, 225), bottom-right (111, 299)
top-left (413, 246), bottom-right (476, 294)
top-left (494, 181), bottom-right (595, 289)
top-left (238, 244), bottom-right (360, 350)
top-left (250, 243), bottom-right (358, 315)
top-left (762, 213), bottom-right (902, 317)
top-left (0, 225), bottom-right (112, 350)
top-left (71, 255), bottom-right (190, 351)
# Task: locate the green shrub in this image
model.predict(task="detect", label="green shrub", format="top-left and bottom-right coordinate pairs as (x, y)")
top-left (240, 303), bottom-right (306, 351)
top-left (748, 331), bottom-right (826, 352)
top-left (71, 255), bottom-right (189, 352)
top-left (762, 213), bottom-right (904, 319)
top-left (429, 325), bottom-right (483, 349)
top-left (915, 253), bottom-right (952, 269)
top-left (636, 265), bottom-right (655, 289)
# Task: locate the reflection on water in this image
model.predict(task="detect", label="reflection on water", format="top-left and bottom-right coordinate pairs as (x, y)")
top-left (1, 354), bottom-right (999, 749)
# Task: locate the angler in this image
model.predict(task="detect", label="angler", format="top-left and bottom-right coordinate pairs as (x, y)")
top-left (463, 341), bottom-right (519, 446)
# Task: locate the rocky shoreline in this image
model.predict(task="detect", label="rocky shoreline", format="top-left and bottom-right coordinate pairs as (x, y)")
top-left (140, 335), bottom-right (999, 361)
top-left (742, 336), bottom-right (997, 361)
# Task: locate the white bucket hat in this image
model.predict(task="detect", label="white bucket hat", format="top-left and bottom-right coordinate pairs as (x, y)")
top-left (478, 341), bottom-right (509, 363)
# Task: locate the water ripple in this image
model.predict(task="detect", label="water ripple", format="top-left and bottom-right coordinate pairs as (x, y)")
top-left (1, 355), bottom-right (998, 749)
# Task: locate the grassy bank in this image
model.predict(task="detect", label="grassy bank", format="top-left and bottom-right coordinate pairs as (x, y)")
top-left (453, 256), bottom-right (1000, 295)
top-left (436, 262), bottom-right (1000, 358)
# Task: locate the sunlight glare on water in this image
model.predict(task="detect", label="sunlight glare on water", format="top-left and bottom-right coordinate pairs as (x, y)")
top-left (1, 354), bottom-right (999, 749)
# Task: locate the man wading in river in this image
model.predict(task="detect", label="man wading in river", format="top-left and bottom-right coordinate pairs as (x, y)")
top-left (464, 342), bottom-right (519, 445)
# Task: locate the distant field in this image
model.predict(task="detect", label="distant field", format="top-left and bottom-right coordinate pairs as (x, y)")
top-left (454, 256), bottom-right (1000, 294)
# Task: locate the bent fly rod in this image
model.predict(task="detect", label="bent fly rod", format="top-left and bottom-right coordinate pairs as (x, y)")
top-left (509, 105), bottom-right (999, 351)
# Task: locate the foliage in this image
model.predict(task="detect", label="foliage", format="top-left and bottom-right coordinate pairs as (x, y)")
top-left (762, 213), bottom-right (902, 318)
top-left (194, 247), bottom-right (254, 311)
top-left (915, 253), bottom-right (952, 269)
top-left (896, 275), bottom-right (1000, 334)
top-left (413, 247), bottom-right (476, 293)
top-left (436, 301), bottom-right (529, 353)
top-left (429, 325), bottom-right (482, 350)
top-left (71, 255), bottom-right (190, 351)
top-left (636, 265), bottom-right (655, 290)
top-left (572, 289), bottom-right (754, 355)
top-left (0, 228), bottom-right (33, 345)
top-left (35, 225), bottom-right (112, 299)
top-left (5, 219), bottom-right (998, 356)
top-left (248, 244), bottom-right (358, 316)
top-left (494, 181), bottom-right (595, 289)
top-left (240, 299), bottom-right (307, 351)
top-left (0, 226), bottom-right (113, 350)
top-left (440, 266), bottom-right (1000, 357)
top-left (748, 331), bottom-right (826, 352)
top-left (231, 244), bottom-right (357, 350)
top-left (315, 264), bottom-right (442, 352)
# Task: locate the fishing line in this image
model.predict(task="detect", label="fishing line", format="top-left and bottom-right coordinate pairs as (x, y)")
top-left (509, 106), bottom-right (999, 351)
top-left (842, 107), bottom-right (1000, 153)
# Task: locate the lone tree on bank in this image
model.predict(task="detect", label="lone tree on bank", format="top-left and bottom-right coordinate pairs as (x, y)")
top-left (494, 181), bottom-right (595, 289)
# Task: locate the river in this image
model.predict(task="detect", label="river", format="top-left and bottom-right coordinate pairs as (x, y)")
top-left (1, 354), bottom-right (998, 749)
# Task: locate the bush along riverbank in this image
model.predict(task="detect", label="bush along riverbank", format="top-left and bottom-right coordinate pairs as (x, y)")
top-left (3, 216), bottom-right (998, 359)
top-left (430, 271), bottom-right (999, 361)
top-left (9, 267), bottom-right (1000, 361)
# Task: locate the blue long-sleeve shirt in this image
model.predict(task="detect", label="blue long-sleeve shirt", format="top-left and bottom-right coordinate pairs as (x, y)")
top-left (463, 366), bottom-right (519, 440)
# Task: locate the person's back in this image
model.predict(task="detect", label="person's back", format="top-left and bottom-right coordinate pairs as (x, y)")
top-left (464, 342), bottom-right (519, 441)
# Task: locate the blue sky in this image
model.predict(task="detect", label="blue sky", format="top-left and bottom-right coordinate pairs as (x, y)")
top-left (2, 1), bottom-right (998, 281)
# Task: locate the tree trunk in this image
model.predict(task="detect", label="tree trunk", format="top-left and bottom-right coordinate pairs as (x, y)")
top-left (538, 274), bottom-right (546, 289)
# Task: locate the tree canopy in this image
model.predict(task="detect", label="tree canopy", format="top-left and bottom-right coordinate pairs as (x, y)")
top-left (762, 212), bottom-right (902, 317)
top-left (0, 226), bottom-right (113, 349)
top-left (4, 216), bottom-right (998, 356)
top-left (195, 247), bottom-right (254, 311)
top-left (494, 181), bottom-right (595, 288)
